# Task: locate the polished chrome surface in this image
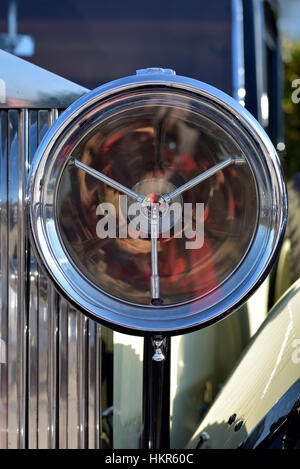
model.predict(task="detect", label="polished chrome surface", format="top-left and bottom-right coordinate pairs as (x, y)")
top-left (0, 106), bottom-right (103, 448)
top-left (0, 111), bottom-right (8, 448)
top-left (150, 216), bottom-right (160, 301)
top-left (28, 70), bottom-right (287, 334)
top-left (6, 109), bottom-right (27, 448)
top-left (0, 50), bottom-right (88, 109)
top-left (0, 109), bottom-right (29, 447)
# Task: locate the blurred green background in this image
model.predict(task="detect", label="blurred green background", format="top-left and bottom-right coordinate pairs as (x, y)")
top-left (280, 0), bottom-right (300, 178)
top-left (283, 41), bottom-right (300, 178)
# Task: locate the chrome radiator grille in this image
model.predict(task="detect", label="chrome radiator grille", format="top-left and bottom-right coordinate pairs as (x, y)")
top-left (0, 109), bottom-right (103, 448)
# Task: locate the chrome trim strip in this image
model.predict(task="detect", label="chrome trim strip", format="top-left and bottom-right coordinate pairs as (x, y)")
top-left (28, 109), bottom-right (59, 448)
top-left (66, 306), bottom-right (79, 448)
top-left (77, 313), bottom-right (88, 449)
top-left (88, 320), bottom-right (101, 449)
top-left (48, 108), bottom-right (60, 449)
top-left (28, 109), bottom-right (38, 449)
top-left (231, 0), bottom-right (245, 105)
top-left (38, 268), bottom-right (52, 447)
top-left (58, 303), bottom-right (102, 449)
top-left (7, 109), bottom-right (27, 448)
top-left (28, 109), bottom-right (50, 448)
top-left (58, 298), bottom-right (68, 448)
top-left (0, 110), bottom-right (8, 449)
top-left (27, 72), bottom-right (287, 334)
top-left (18, 109), bottom-right (29, 449)
top-left (48, 286), bottom-right (58, 448)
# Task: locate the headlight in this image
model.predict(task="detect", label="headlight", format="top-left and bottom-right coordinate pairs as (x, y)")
top-left (28, 69), bottom-right (287, 334)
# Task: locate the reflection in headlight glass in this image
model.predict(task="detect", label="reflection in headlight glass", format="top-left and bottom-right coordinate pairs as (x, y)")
top-left (56, 91), bottom-right (258, 306)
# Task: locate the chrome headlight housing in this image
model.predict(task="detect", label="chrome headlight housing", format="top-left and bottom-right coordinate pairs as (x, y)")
top-left (28, 69), bottom-right (287, 335)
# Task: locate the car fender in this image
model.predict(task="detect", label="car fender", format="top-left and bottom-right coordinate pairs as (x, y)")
top-left (187, 278), bottom-right (300, 449)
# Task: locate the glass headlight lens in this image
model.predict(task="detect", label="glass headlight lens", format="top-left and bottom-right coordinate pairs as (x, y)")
top-left (56, 91), bottom-right (258, 306)
top-left (28, 71), bottom-right (286, 333)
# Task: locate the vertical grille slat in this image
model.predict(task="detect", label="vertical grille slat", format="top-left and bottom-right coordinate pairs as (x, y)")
top-left (78, 314), bottom-right (88, 449)
top-left (88, 320), bottom-right (101, 449)
top-left (66, 307), bottom-right (79, 448)
top-left (37, 270), bottom-right (52, 448)
top-left (48, 285), bottom-right (58, 449)
top-left (28, 109), bottom-right (55, 449)
top-left (18, 109), bottom-right (29, 450)
top-left (28, 109), bottom-right (39, 449)
top-left (7, 110), bottom-right (27, 448)
top-left (0, 111), bottom-right (8, 449)
top-left (58, 298), bottom-right (68, 449)
top-left (7, 109), bottom-right (19, 449)
top-left (0, 108), bottom-right (103, 449)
